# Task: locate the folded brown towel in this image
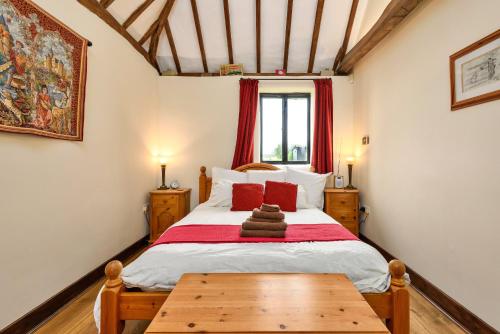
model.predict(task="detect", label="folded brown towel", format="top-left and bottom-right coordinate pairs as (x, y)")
top-left (240, 229), bottom-right (286, 238)
top-left (247, 216), bottom-right (284, 223)
top-left (252, 208), bottom-right (285, 220)
top-left (243, 221), bottom-right (288, 231)
top-left (260, 203), bottom-right (280, 212)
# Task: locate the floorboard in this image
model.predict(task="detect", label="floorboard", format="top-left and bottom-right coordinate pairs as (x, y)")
top-left (33, 252), bottom-right (467, 334)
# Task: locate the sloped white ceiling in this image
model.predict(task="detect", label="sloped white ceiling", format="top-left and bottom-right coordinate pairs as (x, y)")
top-left (106, 0), bottom-right (389, 74)
top-left (347, 0), bottom-right (391, 52)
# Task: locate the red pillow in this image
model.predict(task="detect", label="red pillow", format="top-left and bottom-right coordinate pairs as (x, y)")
top-left (264, 181), bottom-right (298, 212)
top-left (231, 183), bottom-right (264, 211)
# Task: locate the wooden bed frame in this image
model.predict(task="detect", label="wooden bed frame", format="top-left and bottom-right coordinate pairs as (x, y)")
top-left (100, 163), bottom-right (409, 334)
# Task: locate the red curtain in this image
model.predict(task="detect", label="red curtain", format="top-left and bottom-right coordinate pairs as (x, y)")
top-left (311, 79), bottom-right (333, 174)
top-left (231, 79), bottom-right (259, 169)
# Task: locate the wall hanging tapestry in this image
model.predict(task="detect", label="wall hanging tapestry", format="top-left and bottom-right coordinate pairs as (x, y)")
top-left (0, 0), bottom-right (88, 140)
top-left (450, 29), bottom-right (500, 111)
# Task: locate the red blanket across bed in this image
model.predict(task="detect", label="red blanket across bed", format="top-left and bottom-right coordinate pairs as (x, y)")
top-left (151, 224), bottom-right (358, 247)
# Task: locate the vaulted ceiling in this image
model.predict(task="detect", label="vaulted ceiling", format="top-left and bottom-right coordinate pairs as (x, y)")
top-left (78, 0), bottom-right (422, 76)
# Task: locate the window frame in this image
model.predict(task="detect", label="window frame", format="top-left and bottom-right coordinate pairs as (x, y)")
top-left (259, 93), bottom-right (311, 165)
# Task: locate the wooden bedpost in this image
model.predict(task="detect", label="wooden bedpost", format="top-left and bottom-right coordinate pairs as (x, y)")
top-left (199, 166), bottom-right (207, 204)
top-left (387, 259), bottom-right (410, 334)
top-left (101, 260), bottom-right (125, 334)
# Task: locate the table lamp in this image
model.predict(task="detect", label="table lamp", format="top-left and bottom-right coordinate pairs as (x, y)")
top-left (344, 156), bottom-right (357, 190)
top-left (158, 156), bottom-right (169, 190)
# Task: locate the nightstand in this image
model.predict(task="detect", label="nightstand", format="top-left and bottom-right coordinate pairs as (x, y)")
top-left (149, 189), bottom-right (191, 243)
top-left (324, 188), bottom-right (359, 236)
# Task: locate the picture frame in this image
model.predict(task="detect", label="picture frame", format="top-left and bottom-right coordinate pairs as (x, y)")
top-left (220, 64), bottom-right (243, 76)
top-left (0, 0), bottom-right (88, 140)
top-left (449, 29), bottom-right (500, 111)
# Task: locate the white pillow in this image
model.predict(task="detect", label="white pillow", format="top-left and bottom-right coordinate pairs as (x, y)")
top-left (204, 179), bottom-right (233, 207)
top-left (212, 167), bottom-right (247, 183)
top-left (247, 170), bottom-right (286, 185)
top-left (296, 185), bottom-right (315, 209)
top-left (286, 167), bottom-right (330, 209)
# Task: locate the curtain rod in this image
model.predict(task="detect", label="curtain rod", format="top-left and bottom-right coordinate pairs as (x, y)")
top-left (255, 78), bottom-right (315, 81)
top-left (240, 78), bottom-right (322, 81)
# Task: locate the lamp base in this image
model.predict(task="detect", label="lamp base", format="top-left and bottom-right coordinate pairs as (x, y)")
top-left (345, 163), bottom-right (356, 190)
top-left (159, 164), bottom-right (169, 190)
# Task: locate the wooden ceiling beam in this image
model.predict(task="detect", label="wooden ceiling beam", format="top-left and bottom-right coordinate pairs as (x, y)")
top-left (240, 72), bottom-right (321, 77)
top-left (165, 21), bottom-right (182, 73)
top-left (174, 72), bottom-right (321, 77)
top-left (100, 0), bottom-right (115, 9)
top-left (333, 0), bottom-right (359, 72)
top-left (307, 0), bottom-right (325, 73)
top-left (149, 0), bottom-right (176, 71)
top-left (337, 0), bottom-right (423, 74)
top-left (157, 0), bottom-right (176, 35)
top-left (138, 19), bottom-right (159, 45)
top-left (223, 0), bottom-right (234, 64)
top-left (190, 0), bottom-right (208, 72)
top-left (123, 0), bottom-right (156, 29)
top-left (256, 0), bottom-right (261, 73)
top-left (148, 32), bottom-right (160, 69)
top-left (77, 0), bottom-right (156, 71)
top-left (283, 0), bottom-right (293, 71)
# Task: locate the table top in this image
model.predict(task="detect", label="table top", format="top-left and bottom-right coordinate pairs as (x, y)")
top-left (324, 188), bottom-right (359, 193)
top-left (145, 273), bottom-right (389, 334)
top-left (150, 188), bottom-right (191, 195)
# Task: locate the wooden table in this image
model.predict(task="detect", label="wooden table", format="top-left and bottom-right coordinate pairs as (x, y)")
top-left (145, 273), bottom-right (389, 334)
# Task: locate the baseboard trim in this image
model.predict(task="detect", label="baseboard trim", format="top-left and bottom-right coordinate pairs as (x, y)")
top-left (360, 234), bottom-right (497, 334)
top-left (1, 235), bottom-right (148, 334)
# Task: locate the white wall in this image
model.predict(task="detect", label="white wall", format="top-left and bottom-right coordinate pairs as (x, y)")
top-left (157, 76), bottom-right (355, 208)
top-left (353, 0), bottom-right (500, 329)
top-left (0, 0), bottom-right (159, 329)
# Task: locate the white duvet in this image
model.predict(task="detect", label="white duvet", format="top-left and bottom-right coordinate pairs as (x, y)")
top-left (94, 204), bottom-right (392, 329)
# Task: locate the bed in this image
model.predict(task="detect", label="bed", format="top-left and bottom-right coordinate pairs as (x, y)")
top-left (96, 163), bottom-right (409, 334)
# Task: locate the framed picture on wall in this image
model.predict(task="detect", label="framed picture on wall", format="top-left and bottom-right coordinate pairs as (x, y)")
top-left (0, 0), bottom-right (88, 140)
top-left (449, 29), bottom-right (499, 111)
top-left (220, 64), bottom-right (243, 76)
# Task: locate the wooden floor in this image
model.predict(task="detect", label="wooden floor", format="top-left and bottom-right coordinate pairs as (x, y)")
top-left (34, 257), bottom-right (467, 334)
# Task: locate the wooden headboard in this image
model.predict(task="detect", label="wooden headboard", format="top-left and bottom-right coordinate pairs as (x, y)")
top-left (198, 163), bottom-right (280, 204)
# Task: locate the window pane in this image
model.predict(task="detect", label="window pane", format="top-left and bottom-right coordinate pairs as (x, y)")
top-left (287, 98), bottom-right (308, 162)
top-left (261, 97), bottom-right (283, 161)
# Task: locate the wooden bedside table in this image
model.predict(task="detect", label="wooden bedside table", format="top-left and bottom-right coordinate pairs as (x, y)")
top-left (324, 188), bottom-right (359, 236)
top-left (149, 189), bottom-right (191, 243)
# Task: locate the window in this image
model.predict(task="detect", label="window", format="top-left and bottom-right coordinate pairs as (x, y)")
top-left (260, 93), bottom-right (311, 164)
